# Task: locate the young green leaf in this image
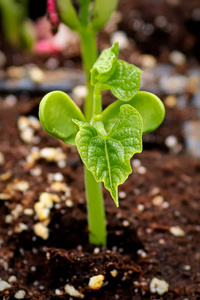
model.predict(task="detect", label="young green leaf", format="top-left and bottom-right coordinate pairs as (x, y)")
top-left (102, 91), bottom-right (165, 134)
top-left (91, 0), bottom-right (119, 31)
top-left (56, 0), bottom-right (80, 30)
top-left (39, 91), bottom-right (85, 145)
top-left (91, 42), bottom-right (119, 86)
top-left (74, 104), bottom-right (143, 206)
top-left (103, 60), bottom-right (142, 101)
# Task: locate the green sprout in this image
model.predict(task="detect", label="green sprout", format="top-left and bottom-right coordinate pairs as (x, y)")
top-left (39, 42), bottom-right (165, 246)
top-left (0, 0), bottom-right (35, 50)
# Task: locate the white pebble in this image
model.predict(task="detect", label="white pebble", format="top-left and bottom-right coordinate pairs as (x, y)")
top-left (29, 66), bottom-right (44, 83)
top-left (88, 275), bottom-right (104, 290)
top-left (72, 85), bottom-right (87, 99)
top-left (150, 277), bottom-right (169, 295)
top-left (53, 172), bottom-right (64, 182)
top-left (183, 265), bottom-right (191, 271)
top-left (110, 269), bottom-right (118, 277)
top-left (5, 95), bottom-right (17, 107)
top-left (28, 116), bottom-right (40, 130)
top-left (14, 181), bottom-right (30, 192)
top-left (110, 31), bottom-right (129, 50)
top-left (64, 284), bottom-right (85, 298)
top-left (169, 226), bottom-right (185, 237)
top-left (33, 222), bottom-right (49, 240)
top-left (137, 249), bottom-right (147, 258)
top-left (152, 195), bottom-right (164, 206)
top-left (30, 167), bottom-right (42, 177)
top-left (14, 290), bottom-right (26, 299)
top-left (140, 54), bottom-right (157, 69)
top-left (57, 160), bottom-right (67, 168)
top-left (122, 220), bottom-right (130, 227)
top-left (169, 50), bottom-right (186, 66)
top-left (132, 159), bottom-right (141, 168)
top-left (65, 199), bottom-right (73, 207)
top-left (15, 223), bottom-right (28, 233)
top-left (0, 193), bottom-right (11, 200)
top-left (119, 191), bottom-right (126, 199)
top-left (8, 275), bottom-right (17, 283)
top-left (20, 127), bottom-right (35, 143)
top-left (165, 135), bottom-right (178, 149)
top-left (137, 204), bottom-right (145, 212)
top-left (137, 166), bottom-right (147, 175)
top-left (55, 289), bottom-right (62, 295)
top-left (0, 280), bottom-right (11, 291)
top-left (93, 247), bottom-right (100, 254)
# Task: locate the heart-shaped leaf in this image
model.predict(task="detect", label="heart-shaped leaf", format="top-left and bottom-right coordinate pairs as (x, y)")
top-left (91, 42), bottom-right (119, 86)
top-left (74, 104), bottom-right (143, 206)
top-left (39, 91), bottom-right (85, 145)
top-left (102, 91), bottom-right (165, 134)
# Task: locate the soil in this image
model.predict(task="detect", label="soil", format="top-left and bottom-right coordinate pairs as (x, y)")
top-left (0, 0), bottom-right (200, 299)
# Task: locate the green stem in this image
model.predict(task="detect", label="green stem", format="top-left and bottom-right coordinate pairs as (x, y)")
top-left (84, 167), bottom-right (106, 245)
top-left (79, 24), bottom-right (107, 245)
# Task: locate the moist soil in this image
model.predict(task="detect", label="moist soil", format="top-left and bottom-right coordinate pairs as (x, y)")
top-left (0, 0), bottom-right (200, 299)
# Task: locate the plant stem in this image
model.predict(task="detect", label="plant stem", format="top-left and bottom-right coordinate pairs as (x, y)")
top-left (79, 24), bottom-right (107, 245)
top-left (84, 167), bottom-right (106, 245)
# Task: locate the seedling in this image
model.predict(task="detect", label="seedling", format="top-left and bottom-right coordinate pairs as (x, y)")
top-left (39, 42), bottom-right (165, 245)
top-left (0, 0), bottom-right (35, 50)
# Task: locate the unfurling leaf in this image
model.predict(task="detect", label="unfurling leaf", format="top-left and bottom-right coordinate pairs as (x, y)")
top-left (39, 91), bottom-right (85, 145)
top-left (74, 105), bottom-right (143, 206)
top-left (103, 60), bottom-right (142, 101)
top-left (91, 42), bottom-right (119, 86)
top-left (102, 91), bottom-right (165, 134)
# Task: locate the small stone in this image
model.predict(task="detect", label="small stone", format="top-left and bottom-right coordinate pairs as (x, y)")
top-left (57, 160), bottom-right (67, 168)
top-left (40, 147), bottom-right (66, 162)
top-left (33, 222), bottom-right (49, 240)
top-left (14, 290), bottom-right (26, 299)
top-left (72, 85), bottom-right (87, 99)
top-left (28, 116), bottom-right (40, 130)
top-left (164, 95), bottom-right (177, 108)
top-left (64, 284), bottom-right (85, 298)
top-left (169, 50), bottom-right (186, 66)
top-left (8, 275), bottom-right (17, 283)
top-left (183, 265), bottom-right (191, 271)
top-left (165, 135), bottom-right (178, 149)
top-left (158, 238), bottom-right (165, 245)
top-left (0, 152), bottom-right (5, 165)
top-left (55, 289), bottom-right (62, 295)
top-left (137, 166), bottom-right (147, 175)
top-left (53, 172), bottom-right (64, 182)
top-left (30, 167), bottom-right (42, 177)
top-left (162, 201), bottom-right (169, 209)
top-left (7, 66), bottom-right (25, 79)
top-left (0, 280), bottom-right (11, 291)
top-left (29, 66), bottom-right (44, 83)
top-left (93, 247), bottom-right (100, 254)
top-left (0, 171), bottom-right (12, 181)
top-left (110, 31), bottom-right (129, 50)
top-left (150, 187), bottom-right (160, 196)
top-left (17, 116), bottom-right (30, 131)
top-left (5, 95), bottom-right (17, 107)
top-left (20, 127), bottom-right (35, 143)
top-left (15, 223), bottom-right (28, 233)
top-left (122, 220), bottom-right (130, 227)
top-left (119, 191), bottom-right (126, 199)
top-left (88, 275), bottom-right (105, 290)
top-left (110, 269), bottom-right (118, 277)
top-left (37, 207), bottom-right (50, 221)
top-left (14, 181), bottom-right (29, 192)
top-left (0, 193), bottom-right (11, 200)
top-left (150, 277), bottom-right (169, 295)
top-left (152, 195), bottom-right (164, 206)
top-left (5, 214), bottom-right (13, 224)
top-left (132, 159), bottom-right (141, 168)
top-left (140, 54), bottom-right (157, 69)
top-left (137, 249), bottom-right (147, 258)
top-left (50, 182), bottom-right (69, 192)
top-left (169, 226), bottom-right (185, 237)
top-left (137, 204), bottom-right (145, 212)
top-left (39, 192), bottom-right (54, 208)
top-left (65, 199), bottom-right (73, 207)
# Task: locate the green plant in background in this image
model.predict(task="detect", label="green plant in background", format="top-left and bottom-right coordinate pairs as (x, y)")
top-left (39, 41), bottom-right (165, 246)
top-left (0, 0), bottom-right (35, 50)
